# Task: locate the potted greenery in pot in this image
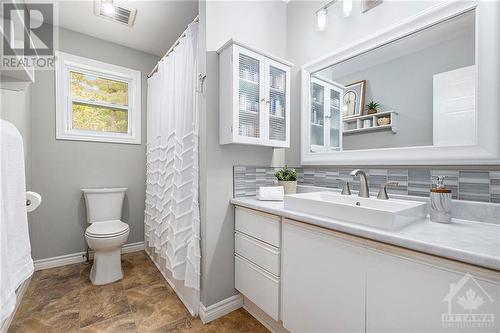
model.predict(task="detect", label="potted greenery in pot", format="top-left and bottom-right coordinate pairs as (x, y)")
top-left (275, 166), bottom-right (298, 194)
top-left (366, 100), bottom-right (380, 115)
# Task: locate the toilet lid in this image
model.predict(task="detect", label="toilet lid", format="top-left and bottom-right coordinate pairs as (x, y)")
top-left (86, 220), bottom-right (129, 238)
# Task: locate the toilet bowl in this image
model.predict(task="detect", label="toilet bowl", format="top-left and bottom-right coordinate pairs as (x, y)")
top-left (82, 188), bottom-right (129, 285)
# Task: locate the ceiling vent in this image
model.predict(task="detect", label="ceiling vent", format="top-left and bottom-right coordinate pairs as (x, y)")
top-left (94, 0), bottom-right (137, 27)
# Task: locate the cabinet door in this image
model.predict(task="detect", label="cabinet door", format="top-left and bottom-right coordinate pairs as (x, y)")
top-left (282, 221), bottom-right (366, 333)
top-left (266, 59), bottom-right (290, 147)
top-left (310, 78), bottom-right (326, 152)
top-left (310, 78), bottom-right (343, 152)
top-left (366, 249), bottom-right (500, 333)
top-left (327, 85), bottom-right (342, 151)
top-left (234, 47), bottom-right (265, 144)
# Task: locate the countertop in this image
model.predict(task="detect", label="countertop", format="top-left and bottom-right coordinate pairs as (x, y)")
top-left (230, 196), bottom-right (500, 271)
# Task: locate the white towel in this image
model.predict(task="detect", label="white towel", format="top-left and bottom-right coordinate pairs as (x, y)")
top-left (0, 120), bottom-right (34, 323)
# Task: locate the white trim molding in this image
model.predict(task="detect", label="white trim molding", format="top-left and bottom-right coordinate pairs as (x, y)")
top-left (198, 294), bottom-right (243, 324)
top-left (55, 51), bottom-right (142, 145)
top-left (33, 241), bottom-right (145, 271)
top-left (301, 1), bottom-right (499, 165)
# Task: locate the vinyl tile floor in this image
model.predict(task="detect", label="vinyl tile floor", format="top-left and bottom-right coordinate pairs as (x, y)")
top-left (9, 251), bottom-right (269, 333)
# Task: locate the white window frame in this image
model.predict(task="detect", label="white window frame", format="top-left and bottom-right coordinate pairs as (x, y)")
top-left (55, 51), bottom-right (141, 144)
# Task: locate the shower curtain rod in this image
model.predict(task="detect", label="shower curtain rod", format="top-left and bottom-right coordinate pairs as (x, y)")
top-left (147, 15), bottom-right (199, 79)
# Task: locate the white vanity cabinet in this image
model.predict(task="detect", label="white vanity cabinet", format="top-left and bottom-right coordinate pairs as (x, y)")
top-left (309, 77), bottom-right (343, 153)
top-left (365, 248), bottom-right (500, 333)
top-left (234, 206), bottom-right (500, 333)
top-left (234, 207), bottom-right (281, 321)
top-left (281, 220), bottom-right (366, 333)
top-left (280, 218), bottom-right (500, 333)
top-left (219, 40), bottom-right (292, 147)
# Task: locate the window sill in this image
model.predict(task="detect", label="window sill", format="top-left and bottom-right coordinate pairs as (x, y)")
top-left (56, 132), bottom-right (141, 145)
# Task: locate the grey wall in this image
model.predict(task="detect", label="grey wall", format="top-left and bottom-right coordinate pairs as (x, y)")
top-left (29, 27), bottom-right (158, 260)
top-left (286, 1), bottom-right (442, 165)
top-left (200, 0), bottom-right (287, 307)
top-left (332, 31), bottom-right (474, 150)
top-left (0, 87), bottom-right (32, 188)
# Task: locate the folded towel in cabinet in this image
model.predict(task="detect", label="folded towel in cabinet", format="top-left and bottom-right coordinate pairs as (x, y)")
top-left (257, 186), bottom-right (284, 201)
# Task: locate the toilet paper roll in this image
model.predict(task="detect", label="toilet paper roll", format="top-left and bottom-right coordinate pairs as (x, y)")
top-left (26, 191), bottom-right (42, 212)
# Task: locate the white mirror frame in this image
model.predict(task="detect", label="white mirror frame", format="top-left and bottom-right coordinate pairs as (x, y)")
top-left (301, 1), bottom-right (499, 165)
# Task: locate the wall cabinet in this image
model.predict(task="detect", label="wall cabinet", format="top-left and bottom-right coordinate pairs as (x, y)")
top-left (309, 77), bottom-right (343, 152)
top-left (0, 17), bottom-right (35, 91)
top-left (219, 40), bottom-right (292, 147)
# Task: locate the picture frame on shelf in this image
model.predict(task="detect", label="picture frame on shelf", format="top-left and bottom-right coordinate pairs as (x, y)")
top-left (342, 80), bottom-right (366, 118)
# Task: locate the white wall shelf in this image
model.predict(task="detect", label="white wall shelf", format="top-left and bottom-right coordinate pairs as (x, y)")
top-left (343, 110), bottom-right (398, 135)
top-left (218, 40), bottom-right (292, 147)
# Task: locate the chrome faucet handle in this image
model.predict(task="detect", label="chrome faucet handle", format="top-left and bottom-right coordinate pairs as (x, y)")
top-left (336, 179), bottom-right (351, 195)
top-left (377, 182), bottom-right (399, 200)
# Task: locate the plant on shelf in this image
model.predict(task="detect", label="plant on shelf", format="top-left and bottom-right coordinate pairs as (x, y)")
top-left (366, 100), bottom-right (380, 115)
top-left (275, 166), bottom-right (298, 194)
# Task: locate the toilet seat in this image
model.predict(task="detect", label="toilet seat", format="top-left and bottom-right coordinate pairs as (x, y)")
top-left (85, 220), bottom-right (129, 238)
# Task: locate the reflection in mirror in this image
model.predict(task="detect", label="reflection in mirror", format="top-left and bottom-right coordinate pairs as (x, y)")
top-left (310, 10), bottom-right (476, 152)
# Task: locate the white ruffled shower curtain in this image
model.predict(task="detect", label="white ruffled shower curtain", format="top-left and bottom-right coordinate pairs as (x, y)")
top-left (145, 22), bottom-right (200, 293)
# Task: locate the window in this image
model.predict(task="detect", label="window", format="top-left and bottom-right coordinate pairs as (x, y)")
top-left (55, 51), bottom-right (141, 144)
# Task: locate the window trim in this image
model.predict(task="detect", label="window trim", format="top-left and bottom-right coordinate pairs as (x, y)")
top-left (55, 51), bottom-right (142, 144)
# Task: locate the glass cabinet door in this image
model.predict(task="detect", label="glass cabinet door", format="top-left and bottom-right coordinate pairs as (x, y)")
top-left (268, 65), bottom-right (287, 142)
top-left (328, 88), bottom-right (342, 150)
top-left (238, 53), bottom-right (261, 139)
top-left (310, 82), bottom-right (325, 151)
top-left (310, 79), bottom-right (343, 152)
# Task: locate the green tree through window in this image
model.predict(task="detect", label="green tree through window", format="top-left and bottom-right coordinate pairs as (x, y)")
top-left (70, 71), bottom-right (129, 133)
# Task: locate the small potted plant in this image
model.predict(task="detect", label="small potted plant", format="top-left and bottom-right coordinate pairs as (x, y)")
top-left (366, 100), bottom-right (380, 115)
top-left (274, 166), bottom-right (297, 194)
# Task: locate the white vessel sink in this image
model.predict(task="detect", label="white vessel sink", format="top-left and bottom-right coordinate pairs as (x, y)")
top-left (284, 192), bottom-right (428, 230)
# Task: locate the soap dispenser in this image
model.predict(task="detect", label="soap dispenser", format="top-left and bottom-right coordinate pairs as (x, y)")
top-left (430, 176), bottom-right (452, 223)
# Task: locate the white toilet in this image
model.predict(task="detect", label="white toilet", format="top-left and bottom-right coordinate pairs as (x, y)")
top-left (82, 187), bottom-right (129, 285)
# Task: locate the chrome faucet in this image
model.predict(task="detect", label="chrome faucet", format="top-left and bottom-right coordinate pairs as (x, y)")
top-left (350, 169), bottom-right (369, 198)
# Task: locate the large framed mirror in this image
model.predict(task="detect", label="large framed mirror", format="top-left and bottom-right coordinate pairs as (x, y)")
top-left (300, 1), bottom-right (499, 165)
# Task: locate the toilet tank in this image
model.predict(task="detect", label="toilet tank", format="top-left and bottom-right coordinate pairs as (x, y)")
top-left (82, 188), bottom-right (127, 223)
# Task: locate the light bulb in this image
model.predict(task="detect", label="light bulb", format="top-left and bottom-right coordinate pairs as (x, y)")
top-left (343, 0), bottom-right (353, 17)
top-left (317, 8), bottom-right (328, 31)
top-left (102, 2), bottom-right (116, 16)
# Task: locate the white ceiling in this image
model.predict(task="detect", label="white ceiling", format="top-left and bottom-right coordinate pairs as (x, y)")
top-left (50, 0), bottom-right (198, 56)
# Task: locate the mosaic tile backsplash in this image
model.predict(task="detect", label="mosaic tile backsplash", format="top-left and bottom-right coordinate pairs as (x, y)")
top-left (234, 166), bottom-right (500, 204)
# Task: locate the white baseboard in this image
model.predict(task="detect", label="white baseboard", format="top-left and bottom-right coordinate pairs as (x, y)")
top-left (242, 297), bottom-right (289, 333)
top-left (199, 294), bottom-right (243, 324)
top-left (33, 241), bottom-right (145, 271)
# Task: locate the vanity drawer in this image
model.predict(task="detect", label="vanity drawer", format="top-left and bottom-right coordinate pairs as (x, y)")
top-left (235, 231), bottom-right (280, 276)
top-left (235, 207), bottom-right (280, 247)
top-left (235, 254), bottom-right (280, 321)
